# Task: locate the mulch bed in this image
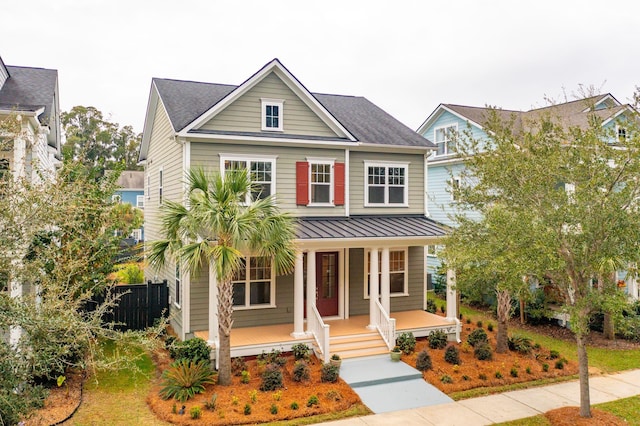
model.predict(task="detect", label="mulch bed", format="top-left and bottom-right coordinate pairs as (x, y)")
top-left (544, 407), bottom-right (626, 425)
top-left (146, 349), bottom-right (363, 425)
top-left (24, 370), bottom-right (84, 426)
top-left (402, 320), bottom-right (579, 394)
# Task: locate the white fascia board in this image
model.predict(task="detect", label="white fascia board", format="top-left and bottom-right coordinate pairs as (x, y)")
top-left (584, 94), bottom-right (621, 113)
top-left (183, 131), bottom-right (358, 147)
top-left (601, 106), bottom-right (635, 127)
top-left (355, 142), bottom-right (433, 154)
top-left (139, 82), bottom-right (175, 162)
top-left (179, 59), bottom-right (357, 142)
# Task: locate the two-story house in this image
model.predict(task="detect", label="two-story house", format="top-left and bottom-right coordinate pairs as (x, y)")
top-left (418, 94), bottom-right (639, 300)
top-left (140, 59), bottom-right (460, 362)
top-left (113, 170), bottom-right (145, 241)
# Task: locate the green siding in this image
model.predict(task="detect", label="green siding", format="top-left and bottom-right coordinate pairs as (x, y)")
top-left (233, 272), bottom-right (295, 328)
top-left (200, 72), bottom-right (338, 138)
top-left (190, 266), bottom-right (209, 331)
top-left (348, 248), bottom-right (368, 316)
top-left (349, 151), bottom-right (425, 215)
top-left (190, 142), bottom-right (347, 216)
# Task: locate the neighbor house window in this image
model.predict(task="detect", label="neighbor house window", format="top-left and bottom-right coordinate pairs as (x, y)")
top-left (365, 248), bottom-right (408, 297)
top-left (310, 159), bottom-right (334, 205)
top-left (617, 125), bottom-right (627, 142)
top-left (261, 98), bottom-right (284, 131)
top-left (136, 195), bottom-right (144, 209)
top-left (158, 168), bottom-right (164, 205)
top-left (174, 263), bottom-right (181, 308)
top-left (426, 245), bottom-right (438, 257)
top-left (364, 162), bottom-right (408, 206)
top-left (111, 194), bottom-right (121, 203)
top-left (451, 177), bottom-right (461, 201)
top-left (221, 155), bottom-right (276, 203)
top-left (232, 256), bottom-right (274, 309)
top-left (434, 124), bottom-right (457, 156)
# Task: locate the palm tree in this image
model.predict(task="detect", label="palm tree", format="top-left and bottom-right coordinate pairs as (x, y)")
top-left (148, 167), bottom-right (297, 385)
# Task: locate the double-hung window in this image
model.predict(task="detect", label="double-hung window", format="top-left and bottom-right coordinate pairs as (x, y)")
top-left (434, 124), bottom-right (457, 156)
top-left (232, 256), bottom-right (274, 309)
top-left (261, 98), bottom-right (284, 131)
top-left (309, 159), bottom-right (334, 205)
top-left (174, 263), bottom-right (181, 308)
top-left (365, 162), bottom-right (408, 206)
top-left (221, 155), bottom-right (276, 203)
top-left (364, 248), bottom-right (408, 297)
top-left (136, 195), bottom-right (144, 209)
top-left (158, 168), bottom-right (164, 205)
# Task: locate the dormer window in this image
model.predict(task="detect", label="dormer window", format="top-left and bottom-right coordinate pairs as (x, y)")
top-left (261, 99), bottom-right (284, 131)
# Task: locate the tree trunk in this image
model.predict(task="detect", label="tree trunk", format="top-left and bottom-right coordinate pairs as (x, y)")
top-left (603, 313), bottom-right (615, 340)
top-left (216, 279), bottom-right (234, 386)
top-left (496, 290), bottom-right (511, 353)
top-left (520, 298), bottom-right (525, 324)
top-left (576, 332), bottom-right (592, 418)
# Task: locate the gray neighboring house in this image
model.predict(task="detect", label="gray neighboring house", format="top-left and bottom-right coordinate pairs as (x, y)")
top-left (140, 59), bottom-right (459, 362)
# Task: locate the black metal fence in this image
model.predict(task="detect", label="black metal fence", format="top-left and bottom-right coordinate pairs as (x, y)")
top-left (92, 280), bottom-right (169, 331)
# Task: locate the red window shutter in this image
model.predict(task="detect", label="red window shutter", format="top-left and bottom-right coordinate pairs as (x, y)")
top-left (296, 161), bottom-right (309, 205)
top-left (334, 162), bottom-right (345, 206)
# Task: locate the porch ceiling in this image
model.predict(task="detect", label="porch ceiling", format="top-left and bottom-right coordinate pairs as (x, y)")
top-left (295, 215), bottom-right (447, 248)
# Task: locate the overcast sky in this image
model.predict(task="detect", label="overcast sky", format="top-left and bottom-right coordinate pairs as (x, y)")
top-left (2, 0), bottom-right (639, 134)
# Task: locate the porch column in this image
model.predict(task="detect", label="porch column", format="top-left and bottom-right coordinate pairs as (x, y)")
top-left (367, 248), bottom-right (379, 329)
top-left (306, 250), bottom-right (316, 330)
top-left (208, 261), bottom-right (219, 346)
top-left (9, 264), bottom-right (23, 347)
top-left (291, 252), bottom-right (306, 338)
top-left (446, 268), bottom-right (457, 320)
top-left (631, 275), bottom-right (639, 301)
top-left (380, 247), bottom-right (390, 313)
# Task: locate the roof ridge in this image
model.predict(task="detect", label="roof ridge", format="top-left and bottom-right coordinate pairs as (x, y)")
top-left (5, 64), bottom-right (57, 72)
top-left (153, 77), bottom-right (238, 87)
top-left (445, 103), bottom-right (522, 113)
top-left (526, 94), bottom-right (609, 112)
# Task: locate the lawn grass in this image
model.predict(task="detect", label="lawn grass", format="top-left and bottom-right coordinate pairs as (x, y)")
top-left (496, 395), bottom-right (640, 425)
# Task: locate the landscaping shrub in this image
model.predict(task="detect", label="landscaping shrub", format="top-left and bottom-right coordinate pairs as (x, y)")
top-left (487, 323), bottom-right (494, 332)
top-left (290, 401), bottom-right (299, 410)
top-left (244, 403), bottom-right (251, 415)
top-left (307, 395), bottom-right (319, 407)
top-left (495, 371), bottom-right (503, 379)
top-left (444, 345), bottom-right (460, 365)
top-left (114, 262), bottom-right (144, 284)
top-left (249, 389), bottom-right (258, 403)
top-left (291, 343), bottom-right (311, 360)
top-left (542, 363), bottom-right (549, 372)
top-left (159, 359), bottom-right (215, 402)
top-left (190, 406), bottom-right (202, 419)
top-left (259, 349), bottom-right (287, 366)
top-left (473, 342), bottom-right (493, 361)
top-left (415, 349), bottom-right (432, 371)
top-left (526, 366), bottom-right (532, 374)
top-left (170, 337), bottom-right (211, 363)
top-left (241, 370), bottom-right (250, 384)
top-left (396, 332), bottom-right (416, 354)
top-left (440, 374), bottom-right (453, 383)
top-left (292, 360), bottom-right (310, 382)
top-left (440, 304), bottom-right (446, 314)
top-left (232, 356), bottom-right (247, 376)
top-left (270, 404), bottom-right (278, 414)
top-left (476, 320), bottom-right (483, 328)
top-left (549, 349), bottom-right (560, 359)
top-left (508, 334), bottom-right (533, 355)
top-left (260, 363), bottom-right (284, 391)
top-left (555, 359), bottom-right (566, 370)
top-left (326, 390), bottom-right (343, 401)
top-left (426, 298), bottom-right (437, 313)
top-left (428, 329), bottom-right (448, 349)
top-left (204, 394), bottom-right (217, 411)
top-left (467, 328), bottom-right (488, 347)
top-left (510, 367), bottom-right (518, 378)
top-left (321, 363), bottom-right (340, 383)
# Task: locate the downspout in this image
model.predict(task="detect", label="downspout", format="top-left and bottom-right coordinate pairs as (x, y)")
top-left (345, 149), bottom-right (350, 217)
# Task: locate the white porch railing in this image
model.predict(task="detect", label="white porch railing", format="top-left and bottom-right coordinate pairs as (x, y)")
top-left (308, 305), bottom-right (330, 363)
top-left (373, 299), bottom-right (396, 350)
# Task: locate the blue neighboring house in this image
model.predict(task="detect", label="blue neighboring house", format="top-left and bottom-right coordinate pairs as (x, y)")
top-left (113, 170), bottom-right (144, 241)
top-left (417, 93), bottom-right (638, 300)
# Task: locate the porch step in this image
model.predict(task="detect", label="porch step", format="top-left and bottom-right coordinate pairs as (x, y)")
top-left (330, 332), bottom-right (389, 359)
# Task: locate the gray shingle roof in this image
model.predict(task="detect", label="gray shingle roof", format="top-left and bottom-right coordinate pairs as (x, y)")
top-left (0, 65), bottom-right (58, 128)
top-left (153, 78), bottom-right (432, 148)
top-left (296, 215), bottom-right (447, 240)
top-left (115, 170), bottom-right (144, 189)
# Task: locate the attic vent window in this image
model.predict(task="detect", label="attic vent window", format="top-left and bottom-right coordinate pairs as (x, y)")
top-left (261, 99), bottom-right (284, 131)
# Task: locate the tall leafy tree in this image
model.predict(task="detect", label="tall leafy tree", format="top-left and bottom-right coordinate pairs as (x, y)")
top-left (62, 106), bottom-right (142, 171)
top-left (443, 99), bottom-right (640, 418)
top-left (148, 167), bottom-right (297, 385)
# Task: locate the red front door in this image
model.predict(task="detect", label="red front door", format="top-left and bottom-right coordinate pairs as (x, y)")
top-left (316, 252), bottom-right (339, 317)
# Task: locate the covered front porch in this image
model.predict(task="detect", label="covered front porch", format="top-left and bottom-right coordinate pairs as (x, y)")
top-left (195, 310), bottom-right (459, 360)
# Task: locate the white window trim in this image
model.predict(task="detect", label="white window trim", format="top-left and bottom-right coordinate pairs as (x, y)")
top-left (158, 167), bottom-right (164, 206)
top-left (307, 157), bottom-right (335, 207)
top-left (433, 123), bottom-right (458, 157)
top-left (111, 194), bottom-right (121, 203)
top-left (174, 263), bottom-right (181, 309)
top-left (136, 195), bottom-right (144, 209)
top-left (426, 245), bottom-right (438, 258)
top-left (451, 176), bottom-right (461, 201)
top-left (232, 256), bottom-right (276, 310)
top-left (261, 98), bottom-right (284, 131)
top-left (363, 248), bottom-right (409, 298)
top-left (616, 124), bottom-right (627, 142)
top-left (364, 161), bottom-right (409, 207)
top-left (219, 154), bottom-right (277, 204)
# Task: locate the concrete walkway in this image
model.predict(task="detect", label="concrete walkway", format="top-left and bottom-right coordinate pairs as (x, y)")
top-left (328, 369), bottom-right (640, 425)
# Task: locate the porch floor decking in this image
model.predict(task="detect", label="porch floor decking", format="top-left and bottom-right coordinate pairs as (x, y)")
top-left (194, 310), bottom-right (452, 349)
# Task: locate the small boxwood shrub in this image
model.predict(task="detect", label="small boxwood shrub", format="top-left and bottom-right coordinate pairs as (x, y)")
top-left (307, 395), bottom-right (319, 407)
top-left (260, 364), bottom-right (283, 391)
top-left (440, 374), bottom-right (453, 383)
top-left (270, 404), bottom-right (278, 415)
top-left (542, 363), bottom-right (549, 372)
top-left (473, 342), bottom-right (493, 361)
top-left (467, 328), bottom-right (488, 347)
top-left (244, 403), bottom-right (251, 415)
top-left (292, 360), bottom-right (310, 382)
top-left (290, 401), bottom-right (299, 410)
top-left (487, 323), bottom-right (494, 332)
top-left (169, 337), bottom-right (211, 363)
top-left (396, 332), bottom-right (416, 354)
top-left (510, 367), bottom-right (518, 378)
top-left (549, 349), bottom-right (560, 359)
top-left (495, 371), bottom-right (503, 379)
top-left (444, 345), bottom-right (461, 365)
top-left (232, 357), bottom-right (247, 376)
top-left (426, 299), bottom-right (437, 313)
top-left (555, 359), bottom-right (565, 370)
top-left (476, 320), bottom-right (483, 328)
top-left (291, 343), bottom-right (311, 360)
top-left (415, 349), bottom-right (432, 371)
top-left (321, 363), bottom-right (340, 383)
top-left (428, 329), bottom-right (448, 349)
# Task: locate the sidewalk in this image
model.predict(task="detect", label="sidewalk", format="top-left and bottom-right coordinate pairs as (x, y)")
top-left (327, 369), bottom-right (640, 425)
